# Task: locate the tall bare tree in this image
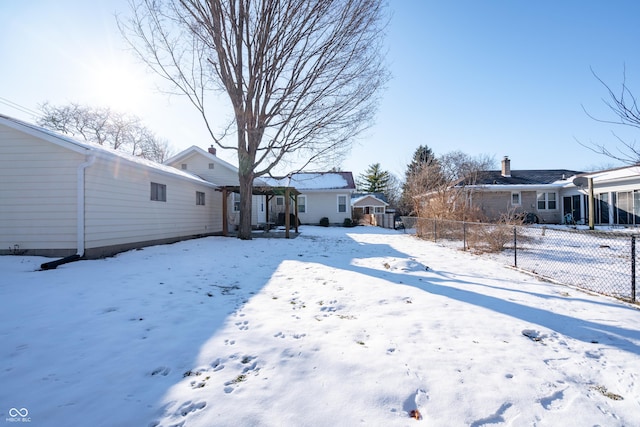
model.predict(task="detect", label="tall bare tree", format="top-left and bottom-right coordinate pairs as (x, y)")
top-left (120, 0), bottom-right (389, 239)
top-left (38, 102), bottom-right (173, 162)
top-left (581, 67), bottom-right (640, 164)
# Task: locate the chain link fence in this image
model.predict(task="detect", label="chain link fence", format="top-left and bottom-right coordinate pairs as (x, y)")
top-left (401, 217), bottom-right (638, 303)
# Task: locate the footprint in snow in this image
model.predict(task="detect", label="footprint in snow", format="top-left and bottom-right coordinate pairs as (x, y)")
top-left (175, 400), bottom-right (206, 417)
top-left (403, 388), bottom-right (428, 419)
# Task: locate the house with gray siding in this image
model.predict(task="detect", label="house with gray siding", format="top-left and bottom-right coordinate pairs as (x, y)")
top-left (456, 156), bottom-right (582, 224)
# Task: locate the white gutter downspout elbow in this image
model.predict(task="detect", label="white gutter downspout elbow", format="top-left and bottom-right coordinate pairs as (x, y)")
top-left (77, 154), bottom-right (96, 257)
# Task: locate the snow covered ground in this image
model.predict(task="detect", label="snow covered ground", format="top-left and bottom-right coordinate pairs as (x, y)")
top-left (1, 226), bottom-right (639, 426)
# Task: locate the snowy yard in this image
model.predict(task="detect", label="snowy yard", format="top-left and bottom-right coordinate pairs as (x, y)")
top-left (1, 226), bottom-right (639, 426)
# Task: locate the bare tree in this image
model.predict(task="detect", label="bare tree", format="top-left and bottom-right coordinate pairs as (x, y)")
top-left (403, 149), bottom-right (494, 220)
top-left (120, 0), bottom-right (389, 239)
top-left (38, 102), bottom-right (173, 162)
top-left (581, 66), bottom-right (640, 164)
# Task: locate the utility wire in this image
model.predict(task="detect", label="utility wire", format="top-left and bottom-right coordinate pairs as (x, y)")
top-left (0, 96), bottom-right (40, 119)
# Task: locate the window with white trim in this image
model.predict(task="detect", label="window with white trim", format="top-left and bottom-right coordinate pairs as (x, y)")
top-left (511, 192), bottom-right (521, 206)
top-left (537, 192), bottom-right (557, 210)
top-left (276, 196), bottom-right (284, 206)
top-left (374, 206), bottom-right (385, 214)
top-left (232, 193), bottom-right (241, 212)
top-left (196, 191), bottom-right (205, 205)
top-left (150, 182), bottom-right (167, 201)
top-left (337, 195), bottom-right (347, 213)
top-left (298, 195), bottom-right (307, 213)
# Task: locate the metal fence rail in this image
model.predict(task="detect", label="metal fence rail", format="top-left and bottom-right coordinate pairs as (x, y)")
top-left (403, 217), bottom-right (638, 302)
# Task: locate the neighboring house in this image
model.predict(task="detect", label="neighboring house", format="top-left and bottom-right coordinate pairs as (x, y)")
top-left (566, 165), bottom-right (640, 226)
top-left (0, 115), bottom-right (221, 258)
top-left (351, 193), bottom-right (389, 216)
top-left (456, 156), bottom-right (582, 223)
top-left (164, 145), bottom-right (269, 228)
top-left (264, 172), bottom-right (356, 225)
top-left (352, 193), bottom-right (393, 227)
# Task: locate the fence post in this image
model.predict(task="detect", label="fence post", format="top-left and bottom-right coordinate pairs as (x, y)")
top-left (433, 219), bottom-right (437, 242)
top-left (513, 226), bottom-right (518, 268)
top-left (463, 221), bottom-right (467, 250)
top-left (632, 235), bottom-right (636, 301)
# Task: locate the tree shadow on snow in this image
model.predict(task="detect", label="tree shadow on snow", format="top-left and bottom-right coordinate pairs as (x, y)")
top-left (319, 231), bottom-right (640, 356)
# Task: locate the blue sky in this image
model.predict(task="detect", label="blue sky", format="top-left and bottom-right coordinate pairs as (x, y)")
top-left (2, 1), bottom-right (640, 177)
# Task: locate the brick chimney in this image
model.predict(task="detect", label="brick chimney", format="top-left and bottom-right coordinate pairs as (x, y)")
top-left (208, 145), bottom-right (216, 156)
top-left (501, 156), bottom-right (511, 177)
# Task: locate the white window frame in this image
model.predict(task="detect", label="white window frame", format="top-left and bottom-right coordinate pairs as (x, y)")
top-left (374, 206), bottom-right (385, 214)
top-left (150, 182), bottom-right (167, 202)
top-left (196, 191), bottom-right (205, 206)
top-left (298, 195), bottom-right (307, 213)
top-left (511, 191), bottom-right (521, 206)
top-left (232, 193), bottom-right (241, 212)
top-left (537, 191), bottom-right (557, 210)
top-left (337, 194), bottom-right (347, 213)
top-left (276, 196), bottom-right (284, 206)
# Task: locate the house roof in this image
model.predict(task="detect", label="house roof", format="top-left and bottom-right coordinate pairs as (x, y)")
top-left (351, 194), bottom-right (389, 206)
top-left (0, 114), bottom-right (217, 187)
top-left (576, 164), bottom-right (640, 183)
top-left (263, 172), bottom-right (355, 191)
top-left (471, 169), bottom-right (583, 186)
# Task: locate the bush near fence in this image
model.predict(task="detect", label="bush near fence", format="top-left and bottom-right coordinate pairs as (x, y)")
top-left (402, 217), bottom-right (638, 303)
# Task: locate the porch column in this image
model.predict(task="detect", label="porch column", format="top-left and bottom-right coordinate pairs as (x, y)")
top-left (285, 188), bottom-right (291, 239)
top-left (222, 188), bottom-right (228, 236)
top-left (294, 193), bottom-right (299, 233)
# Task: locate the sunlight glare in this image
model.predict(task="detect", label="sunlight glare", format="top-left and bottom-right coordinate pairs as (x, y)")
top-left (89, 57), bottom-right (153, 113)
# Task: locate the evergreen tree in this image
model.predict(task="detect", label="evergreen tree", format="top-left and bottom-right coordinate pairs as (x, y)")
top-left (400, 145), bottom-right (441, 215)
top-left (404, 145), bottom-right (438, 181)
top-left (357, 163), bottom-right (391, 193)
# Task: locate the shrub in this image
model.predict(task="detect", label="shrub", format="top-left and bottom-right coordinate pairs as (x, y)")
top-left (319, 217), bottom-right (330, 227)
top-left (343, 218), bottom-right (354, 227)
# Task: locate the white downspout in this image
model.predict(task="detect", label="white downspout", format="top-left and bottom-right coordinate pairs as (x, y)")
top-left (77, 154), bottom-right (96, 257)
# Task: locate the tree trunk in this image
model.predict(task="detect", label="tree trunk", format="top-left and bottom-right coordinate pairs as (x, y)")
top-left (237, 169), bottom-right (254, 240)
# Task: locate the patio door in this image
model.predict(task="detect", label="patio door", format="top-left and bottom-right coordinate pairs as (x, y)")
top-left (256, 195), bottom-right (266, 223)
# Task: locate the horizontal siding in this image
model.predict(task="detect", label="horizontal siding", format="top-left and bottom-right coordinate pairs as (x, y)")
top-left (84, 157), bottom-right (221, 249)
top-left (0, 125), bottom-right (80, 251)
top-left (298, 192), bottom-right (352, 225)
top-left (168, 152), bottom-right (239, 186)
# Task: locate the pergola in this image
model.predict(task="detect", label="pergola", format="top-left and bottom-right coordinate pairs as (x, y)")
top-left (218, 185), bottom-right (300, 238)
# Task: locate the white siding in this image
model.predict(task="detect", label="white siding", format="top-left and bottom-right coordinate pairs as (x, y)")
top-left (83, 156), bottom-right (221, 250)
top-left (0, 125), bottom-right (81, 252)
top-left (1, 122), bottom-right (224, 257)
top-left (166, 151), bottom-right (239, 185)
top-left (298, 191), bottom-right (352, 225)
